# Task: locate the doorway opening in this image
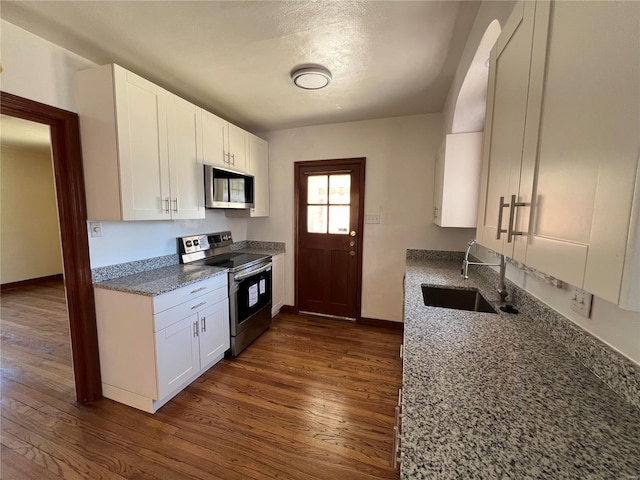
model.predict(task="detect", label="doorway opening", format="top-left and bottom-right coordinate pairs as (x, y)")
top-left (0, 91), bottom-right (101, 403)
top-left (294, 158), bottom-right (366, 321)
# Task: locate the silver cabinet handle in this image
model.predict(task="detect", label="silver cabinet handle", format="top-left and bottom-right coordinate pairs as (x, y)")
top-left (398, 388), bottom-right (402, 406)
top-left (191, 301), bottom-right (207, 310)
top-left (433, 206), bottom-right (439, 219)
top-left (496, 196), bottom-right (509, 240)
top-left (190, 286), bottom-right (207, 294)
top-left (202, 316), bottom-right (207, 333)
top-left (230, 153), bottom-right (235, 165)
top-left (172, 198), bottom-right (178, 213)
top-left (399, 344), bottom-right (403, 359)
top-left (163, 198), bottom-right (170, 213)
top-left (193, 321), bottom-right (198, 337)
top-left (507, 194), bottom-right (530, 243)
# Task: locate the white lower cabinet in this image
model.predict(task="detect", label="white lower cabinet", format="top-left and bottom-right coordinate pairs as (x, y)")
top-left (95, 274), bottom-right (229, 413)
top-left (271, 253), bottom-right (285, 315)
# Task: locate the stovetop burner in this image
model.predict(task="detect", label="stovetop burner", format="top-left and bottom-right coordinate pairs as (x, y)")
top-left (195, 252), bottom-right (270, 271)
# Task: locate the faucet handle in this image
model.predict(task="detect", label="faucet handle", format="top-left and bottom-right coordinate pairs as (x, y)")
top-left (467, 239), bottom-right (477, 247)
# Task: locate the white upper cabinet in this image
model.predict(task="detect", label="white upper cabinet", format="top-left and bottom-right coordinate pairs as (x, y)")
top-left (201, 110), bottom-right (248, 173)
top-left (201, 110), bottom-right (226, 169)
top-left (248, 133), bottom-right (269, 218)
top-left (476, 1), bottom-right (538, 261)
top-left (167, 95), bottom-right (205, 220)
top-left (524, 0), bottom-right (639, 306)
top-left (433, 132), bottom-right (483, 228)
top-left (477, 1), bottom-right (640, 309)
top-left (226, 123), bottom-right (247, 173)
top-left (76, 64), bottom-right (204, 221)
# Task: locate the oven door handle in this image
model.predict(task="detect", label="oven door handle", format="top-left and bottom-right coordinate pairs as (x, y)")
top-left (233, 263), bottom-right (272, 282)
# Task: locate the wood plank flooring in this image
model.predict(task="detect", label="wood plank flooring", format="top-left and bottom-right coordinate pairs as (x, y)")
top-left (1, 280), bottom-right (403, 479)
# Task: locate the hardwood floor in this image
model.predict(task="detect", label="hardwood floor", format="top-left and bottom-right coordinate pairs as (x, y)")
top-left (1, 280), bottom-right (403, 479)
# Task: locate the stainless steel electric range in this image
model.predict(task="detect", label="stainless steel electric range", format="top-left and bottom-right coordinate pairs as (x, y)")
top-left (178, 231), bottom-right (272, 356)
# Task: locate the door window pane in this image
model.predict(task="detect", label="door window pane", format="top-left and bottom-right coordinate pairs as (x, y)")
top-left (307, 175), bottom-right (328, 204)
top-left (329, 174), bottom-right (351, 204)
top-left (307, 206), bottom-right (327, 233)
top-left (328, 205), bottom-right (350, 234)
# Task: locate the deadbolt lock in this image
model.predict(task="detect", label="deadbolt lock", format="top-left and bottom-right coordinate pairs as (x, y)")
top-left (349, 251), bottom-right (355, 256)
top-left (350, 231), bottom-right (357, 237)
top-left (349, 241), bottom-right (355, 247)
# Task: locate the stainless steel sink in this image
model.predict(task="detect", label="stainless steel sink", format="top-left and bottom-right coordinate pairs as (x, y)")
top-left (421, 285), bottom-right (497, 314)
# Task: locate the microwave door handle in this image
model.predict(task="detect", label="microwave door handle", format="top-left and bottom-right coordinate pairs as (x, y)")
top-left (233, 263), bottom-right (272, 282)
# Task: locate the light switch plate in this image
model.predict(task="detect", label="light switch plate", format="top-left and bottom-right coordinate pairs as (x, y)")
top-left (365, 213), bottom-right (381, 224)
top-left (89, 221), bottom-right (102, 238)
top-left (570, 287), bottom-right (593, 318)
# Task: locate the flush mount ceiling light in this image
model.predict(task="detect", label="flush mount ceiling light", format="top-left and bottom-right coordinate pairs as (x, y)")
top-left (291, 66), bottom-right (332, 90)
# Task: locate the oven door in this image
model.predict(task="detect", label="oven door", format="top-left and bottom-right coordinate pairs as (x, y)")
top-left (230, 262), bottom-right (272, 335)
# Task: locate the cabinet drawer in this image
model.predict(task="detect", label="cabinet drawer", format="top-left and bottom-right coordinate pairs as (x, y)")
top-left (154, 285), bottom-right (228, 332)
top-left (153, 274), bottom-right (227, 314)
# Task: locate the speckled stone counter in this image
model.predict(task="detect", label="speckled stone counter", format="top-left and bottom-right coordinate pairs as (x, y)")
top-left (93, 264), bottom-right (227, 296)
top-left (402, 254), bottom-right (640, 479)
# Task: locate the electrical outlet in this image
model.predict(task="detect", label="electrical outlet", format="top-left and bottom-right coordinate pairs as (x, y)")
top-left (365, 213), bottom-right (381, 224)
top-left (89, 221), bottom-right (102, 238)
top-left (570, 287), bottom-right (593, 318)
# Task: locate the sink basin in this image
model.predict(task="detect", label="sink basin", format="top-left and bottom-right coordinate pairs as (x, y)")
top-left (421, 285), bottom-right (497, 314)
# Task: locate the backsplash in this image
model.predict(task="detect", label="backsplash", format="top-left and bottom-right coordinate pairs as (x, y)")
top-left (92, 254), bottom-right (179, 282)
top-left (91, 240), bottom-right (285, 283)
top-left (472, 254), bottom-right (640, 410)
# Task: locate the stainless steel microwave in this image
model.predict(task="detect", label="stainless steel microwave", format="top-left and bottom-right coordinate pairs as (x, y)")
top-left (204, 165), bottom-right (255, 209)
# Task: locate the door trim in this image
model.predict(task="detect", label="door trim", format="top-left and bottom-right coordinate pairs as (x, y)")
top-left (294, 158), bottom-right (366, 322)
top-left (1, 91), bottom-right (102, 403)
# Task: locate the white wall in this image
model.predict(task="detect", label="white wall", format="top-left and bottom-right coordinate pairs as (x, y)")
top-left (0, 20), bottom-right (249, 269)
top-left (0, 145), bottom-right (64, 283)
top-left (249, 115), bottom-right (475, 322)
top-left (442, 1), bottom-right (516, 135)
top-left (0, 20), bottom-right (96, 112)
top-left (88, 213), bottom-right (247, 268)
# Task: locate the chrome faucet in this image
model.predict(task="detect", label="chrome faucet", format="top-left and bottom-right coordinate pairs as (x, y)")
top-left (462, 239), bottom-right (509, 303)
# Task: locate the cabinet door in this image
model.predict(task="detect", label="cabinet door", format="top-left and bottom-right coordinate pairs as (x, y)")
top-left (168, 96), bottom-right (205, 219)
top-left (524, 1), bottom-right (639, 302)
top-left (271, 253), bottom-right (285, 315)
top-left (476, 1), bottom-right (536, 259)
top-left (155, 314), bottom-right (199, 400)
top-left (201, 110), bottom-right (227, 168)
top-left (114, 66), bottom-right (171, 220)
top-left (432, 141), bottom-right (445, 225)
top-left (198, 298), bottom-right (230, 369)
top-left (248, 134), bottom-right (269, 217)
top-left (226, 123), bottom-right (247, 172)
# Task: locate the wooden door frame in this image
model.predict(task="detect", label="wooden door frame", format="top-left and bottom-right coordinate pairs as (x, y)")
top-left (1, 91), bottom-right (102, 403)
top-left (294, 158), bottom-right (366, 322)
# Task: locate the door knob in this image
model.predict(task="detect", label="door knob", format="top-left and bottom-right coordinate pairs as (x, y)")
top-left (350, 231), bottom-right (357, 237)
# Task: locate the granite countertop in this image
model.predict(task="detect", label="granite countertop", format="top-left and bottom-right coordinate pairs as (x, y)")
top-left (92, 244), bottom-right (283, 296)
top-left (93, 264), bottom-right (228, 296)
top-left (402, 256), bottom-right (640, 479)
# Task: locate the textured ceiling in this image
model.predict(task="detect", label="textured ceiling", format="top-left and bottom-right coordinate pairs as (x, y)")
top-left (1, 1), bottom-right (480, 132)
